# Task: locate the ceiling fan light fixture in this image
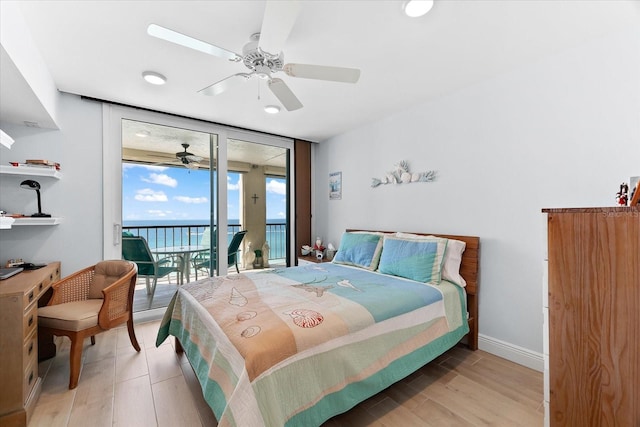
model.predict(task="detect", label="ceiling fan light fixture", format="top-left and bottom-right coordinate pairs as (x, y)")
top-left (264, 105), bottom-right (280, 114)
top-left (142, 71), bottom-right (167, 85)
top-left (403, 0), bottom-right (434, 17)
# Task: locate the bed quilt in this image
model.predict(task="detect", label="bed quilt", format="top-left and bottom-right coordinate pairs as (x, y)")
top-left (157, 262), bottom-right (468, 427)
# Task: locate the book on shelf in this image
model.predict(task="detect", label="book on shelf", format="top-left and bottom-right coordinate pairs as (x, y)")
top-left (11, 161), bottom-right (61, 171)
top-left (25, 160), bottom-right (61, 169)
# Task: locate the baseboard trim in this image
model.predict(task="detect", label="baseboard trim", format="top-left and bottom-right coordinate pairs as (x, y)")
top-left (478, 334), bottom-right (544, 372)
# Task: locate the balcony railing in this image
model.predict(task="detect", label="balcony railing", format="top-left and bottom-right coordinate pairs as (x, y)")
top-left (122, 223), bottom-right (286, 261)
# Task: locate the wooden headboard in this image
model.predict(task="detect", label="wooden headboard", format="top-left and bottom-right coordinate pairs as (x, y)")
top-left (346, 229), bottom-right (480, 350)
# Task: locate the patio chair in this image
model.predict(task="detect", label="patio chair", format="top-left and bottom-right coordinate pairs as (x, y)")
top-left (122, 236), bottom-right (179, 299)
top-left (193, 229), bottom-right (247, 276)
top-left (192, 227), bottom-right (215, 280)
top-left (38, 260), bottom-right (139, 389)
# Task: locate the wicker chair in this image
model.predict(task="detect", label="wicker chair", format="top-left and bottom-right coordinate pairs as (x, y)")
top-left (38, 260), bottom-right (140, 389)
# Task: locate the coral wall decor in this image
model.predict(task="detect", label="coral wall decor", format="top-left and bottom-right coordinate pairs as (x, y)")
top-left (371, 161), bottom-right (436, 188)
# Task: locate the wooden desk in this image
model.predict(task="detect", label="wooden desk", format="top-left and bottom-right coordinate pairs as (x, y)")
top-left (0, 262), bottom-right (61, 427)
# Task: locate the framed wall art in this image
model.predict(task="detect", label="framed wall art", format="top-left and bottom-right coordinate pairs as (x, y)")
top-left (329, 171), bottom-right (342, 200)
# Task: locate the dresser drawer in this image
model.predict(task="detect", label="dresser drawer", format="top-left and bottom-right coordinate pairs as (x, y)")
top-left (23, 358), bottom-right (37, 404)
top-left (23, 329), bottom-right (38, 373)
top-left (23, 304), bottom-right (37, 339)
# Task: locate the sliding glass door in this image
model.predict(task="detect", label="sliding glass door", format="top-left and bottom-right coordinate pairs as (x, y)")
top-left (102, 104), bottom-right (294, 316)
top-left (226, 138), bottom-right (289, 270)
top-left (120, 119), bottom-right (216, 311)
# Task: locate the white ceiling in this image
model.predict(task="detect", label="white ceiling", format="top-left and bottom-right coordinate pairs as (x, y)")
top-left (4, 0), bottom-right (639, 142)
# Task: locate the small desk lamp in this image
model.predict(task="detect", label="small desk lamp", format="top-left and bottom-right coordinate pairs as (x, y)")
top-left (20, 179), bottom-right (51, 217)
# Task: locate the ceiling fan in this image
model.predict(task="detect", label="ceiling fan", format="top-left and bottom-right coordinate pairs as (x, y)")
top-left (147, 1), bottom-right (360, 111)
top-left (175, 143), bottom-right (203, 169)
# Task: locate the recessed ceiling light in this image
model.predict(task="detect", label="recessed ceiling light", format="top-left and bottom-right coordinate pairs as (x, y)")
top-left (142, 71), bottom-right (167, 85)
top-left (264, 105), bottom-right (281, 114)
top-left (403, 0), bottom-right (434, 18)
top-left (135, 130), bottom-right (150, 138)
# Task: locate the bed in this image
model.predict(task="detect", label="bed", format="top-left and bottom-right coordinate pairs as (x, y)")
top-left (156, 230), bottom-right (479, 426)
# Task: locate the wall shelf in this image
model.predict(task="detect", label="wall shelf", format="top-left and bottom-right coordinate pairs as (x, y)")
top-left (11, 217), bottom-right (63, 226)
top-left (0, 164), bottom-right (62, 179)
top-left (1, 164), bottom-right (63, 229)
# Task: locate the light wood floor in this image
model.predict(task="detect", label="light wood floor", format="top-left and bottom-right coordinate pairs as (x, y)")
top-left (30, 320), bottom-right (543, 427)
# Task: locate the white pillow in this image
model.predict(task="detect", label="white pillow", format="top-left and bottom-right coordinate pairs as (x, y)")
top-left (395, 232), bottom-right (467, 287)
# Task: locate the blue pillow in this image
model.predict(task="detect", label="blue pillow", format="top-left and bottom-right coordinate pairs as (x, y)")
top-left (332, 232), bottom-right (383, 270)
top-left (378, 236), bottom-right (448, 283)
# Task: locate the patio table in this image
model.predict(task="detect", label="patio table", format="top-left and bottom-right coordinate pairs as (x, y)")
top-left (152, 245), bottom-right (208, 284)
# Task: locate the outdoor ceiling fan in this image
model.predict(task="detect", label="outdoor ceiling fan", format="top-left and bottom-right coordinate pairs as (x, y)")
top-left (175, 143), bottom-right (203, 169)
top-left (147, 0), bottom-right (360, 111)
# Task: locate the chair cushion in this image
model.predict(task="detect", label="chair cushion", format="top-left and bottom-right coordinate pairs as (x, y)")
top-left (38, 299), bottom-right (103, 331)
top-left (89, 260), bottom-right (133, 299)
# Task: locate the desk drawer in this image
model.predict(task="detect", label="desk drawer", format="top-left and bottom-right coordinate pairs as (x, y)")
top-left (23, 303), bottom-right (37, 339)
top-left (23, 357), bottom-right (37, 404)
top-left (41, 269), bottom-right (60, 296)
top-left (23, 329), bottom-right (38, 373)
top-left (23, 285), bottom-right (39, 308)
top-left (21, 270), bottom-right (59, 308)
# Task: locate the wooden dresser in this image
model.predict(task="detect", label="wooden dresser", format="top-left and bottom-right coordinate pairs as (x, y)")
top-left (0, 262), bottom-right (61, 427)
top-left (542, 207), bottom-right (639, 426)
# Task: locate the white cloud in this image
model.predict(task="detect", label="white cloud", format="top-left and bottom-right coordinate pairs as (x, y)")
top-left (142, 173), bottom-right (177, 188)
top-left (134, 188), bottom-right (168, 202)
top-left (174, 196), bottom-right (208, 204)
top-left (276, 211), bottom-right (286, 218)
top-left (227, 175), bottom-right (240, 191)
top-left (266, 179), bottom-right (286, 195)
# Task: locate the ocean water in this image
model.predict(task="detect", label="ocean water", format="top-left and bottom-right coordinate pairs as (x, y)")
top-left (123, 219), bottom-right (287, 259)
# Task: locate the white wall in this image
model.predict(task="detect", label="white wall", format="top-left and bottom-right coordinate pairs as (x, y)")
top-left (313, 26), bottom-right (640, 365)
top-left (0, 93), bottom-right (104, 276)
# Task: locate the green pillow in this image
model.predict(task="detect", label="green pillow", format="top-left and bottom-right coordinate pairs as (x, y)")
top-left (332, 232), bottom-right (383, 270)
top-left (378, 236), bottom-right (448, 283)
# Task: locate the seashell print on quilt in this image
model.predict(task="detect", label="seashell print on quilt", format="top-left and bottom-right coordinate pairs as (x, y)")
top-left (284, 309), bottom-right (324, 328)
top-left (229, 287), bottom-right (248, 306)
top-left (241, 325), bottom-right (261, 338)
top-left (237, 311), bottom-right (257, 321)
top-left (182, 277), bottom-right (224, 301)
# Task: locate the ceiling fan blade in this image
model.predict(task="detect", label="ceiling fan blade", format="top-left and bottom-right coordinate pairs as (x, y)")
top-left (268, 78), bottom-right (303, 111)
top-left (198, 74), bottom-right (250, 96)
top-left (283, 63), bottom-right (360, 83)
top-left (258, 0), bottom-right (301, 54)
top-left (147, 24), bottom-right (241, 61)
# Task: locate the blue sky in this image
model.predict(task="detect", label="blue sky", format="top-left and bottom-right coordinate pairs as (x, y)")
top-left (122, 164), bottom-right (286, 222)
